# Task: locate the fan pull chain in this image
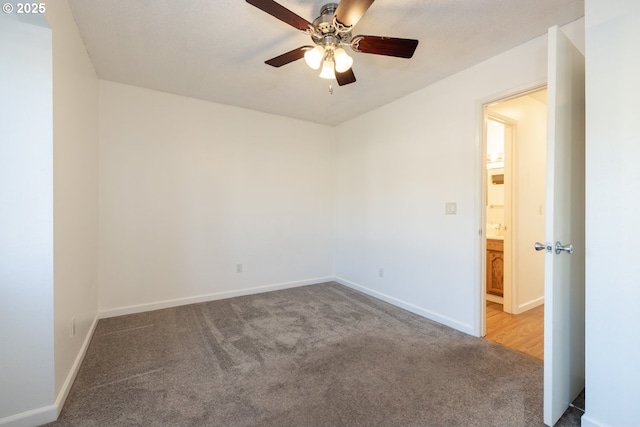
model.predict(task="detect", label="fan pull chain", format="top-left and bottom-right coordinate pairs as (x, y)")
top-left (329, 82), bottom-right (334, 94)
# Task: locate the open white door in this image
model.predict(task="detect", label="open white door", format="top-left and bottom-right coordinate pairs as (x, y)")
top-left (542, 26), bottom-right (585, 426)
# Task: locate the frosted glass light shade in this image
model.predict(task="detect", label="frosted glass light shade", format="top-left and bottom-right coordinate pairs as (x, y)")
top-left (304, 46), bottom-right (324, 70)
top-left (334, 48), bottom-right (353, 73)
top-left (319, 60), bottom-right (336, 79)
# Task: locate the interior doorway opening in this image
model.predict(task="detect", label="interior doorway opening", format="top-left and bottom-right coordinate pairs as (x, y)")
top-left (482, 87), bottom-right (547, 360)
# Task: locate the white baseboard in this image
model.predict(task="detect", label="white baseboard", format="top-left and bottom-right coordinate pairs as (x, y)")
top-left (55, 314), bottom-right (99, 416)
top-left (333, 276), bottom-right (475, 335)
top-left (485, 293), bottom-right (504, 304)
top-left (581, 413), bottom-right (612, 427)
top-left (99, 277), bottom-right (334, 319)
top-left (0, 404), bottom-right (57, 427)
top-left (516, 296), bottom-right (544, 314)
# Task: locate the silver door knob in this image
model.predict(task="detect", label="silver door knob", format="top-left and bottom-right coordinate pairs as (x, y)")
top-left (533, 242), bottom-right (551, 252)
top-left (555, 241), bottom-right (574, 255)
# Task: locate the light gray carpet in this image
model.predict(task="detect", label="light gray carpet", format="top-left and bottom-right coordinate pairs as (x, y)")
top-left (45, 282), bottom-right (580, 427)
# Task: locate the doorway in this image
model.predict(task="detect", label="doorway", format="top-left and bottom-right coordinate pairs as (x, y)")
top-left (482, 87), bottom-right (547, 360)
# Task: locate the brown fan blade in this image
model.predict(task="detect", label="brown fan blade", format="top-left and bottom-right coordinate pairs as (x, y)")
top-left (334, 0), bottom-right (375, 28)
top-left (335, 67), bottom-right (356, 86)
top-left (352, 35), bottom-right (419, 58)
top-left (265, 46), bottom-right (313, 67)
top-left (246, 0), bottom-right (312, 31)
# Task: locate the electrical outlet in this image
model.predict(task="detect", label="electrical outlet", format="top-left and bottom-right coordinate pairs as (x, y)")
top-left (379, 268), bottom-right (384, 278)
top-left (71, 317), bottom-right (76, 337)
top-left (236, 263), bottom-right (243, 273)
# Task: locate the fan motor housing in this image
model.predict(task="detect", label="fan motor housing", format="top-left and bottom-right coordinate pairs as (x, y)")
top-left (310, 3), bottom-right (352, 47)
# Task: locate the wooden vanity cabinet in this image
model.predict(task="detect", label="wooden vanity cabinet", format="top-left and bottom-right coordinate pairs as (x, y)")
top-left (486, 239), bottom-right (504, 296)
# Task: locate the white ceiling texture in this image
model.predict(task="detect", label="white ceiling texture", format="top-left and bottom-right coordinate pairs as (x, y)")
top-left (67, 0), bottom-right (584, 126)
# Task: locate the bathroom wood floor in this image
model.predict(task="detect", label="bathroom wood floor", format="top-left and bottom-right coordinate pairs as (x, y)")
top-left (485, 301), bottom-right (544, 360)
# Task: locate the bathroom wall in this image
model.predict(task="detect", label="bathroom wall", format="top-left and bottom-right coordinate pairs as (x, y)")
top-left (487, 93), bottom-right (547, 313)
top-left (486, 168), bottom-right (505, 228)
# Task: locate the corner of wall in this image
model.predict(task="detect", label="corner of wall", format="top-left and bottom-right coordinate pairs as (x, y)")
top-left (54, 315), bottom-right (99, 416)
top-left (45, 0), bottom-right (101, 416)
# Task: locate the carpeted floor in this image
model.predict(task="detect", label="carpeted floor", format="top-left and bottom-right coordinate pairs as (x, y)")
top-left (44, 282), bottom-right (581, 427)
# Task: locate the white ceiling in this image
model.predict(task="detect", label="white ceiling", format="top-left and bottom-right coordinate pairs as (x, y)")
top-left (67, 0), bottom-right (583, 126)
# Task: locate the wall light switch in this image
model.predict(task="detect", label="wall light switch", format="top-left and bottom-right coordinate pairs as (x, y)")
top-left (445, 202), bottom-right (457, 215)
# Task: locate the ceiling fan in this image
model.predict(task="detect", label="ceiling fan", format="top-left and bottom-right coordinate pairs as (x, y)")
top-left (246, 0), bottom-right (419, 87)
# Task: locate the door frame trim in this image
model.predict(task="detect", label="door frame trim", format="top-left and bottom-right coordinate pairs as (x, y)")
top-left (485, 112), bottom-right (516, 313)
top-left (474, 79), bottom-right (547, 337)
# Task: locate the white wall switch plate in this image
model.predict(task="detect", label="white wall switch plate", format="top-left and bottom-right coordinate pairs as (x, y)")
top-left (445, 202), bottom-right (457, 215)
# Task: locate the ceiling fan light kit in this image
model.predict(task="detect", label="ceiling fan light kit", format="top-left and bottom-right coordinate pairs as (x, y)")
top-left (304, 46), bottom-right (325, 69)
top-left (320, 59), bottom-right (337, 79)
top-left (334, 48), bottom-right (354, 73)
top-left (246, 0), bottom-right (419, 89)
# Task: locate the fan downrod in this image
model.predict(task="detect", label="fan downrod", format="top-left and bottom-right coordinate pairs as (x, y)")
top-left (320, 3), bottom-right (338, 16)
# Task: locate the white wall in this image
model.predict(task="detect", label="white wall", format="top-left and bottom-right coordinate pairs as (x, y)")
top-left (583, 1), bottom-right (640, 426)
top-left (42, 0), bottom-right (101, 413)
top-left (0, 13), bottom-right (55, 425)
top-left (0, 8), bottom-right (593, 424)
top-left (99, 81), bottom-right (335, 315)
top-left (333, 19), bottom-right (584, 335)
top-left (488, 95), bottom-right (547, 313)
